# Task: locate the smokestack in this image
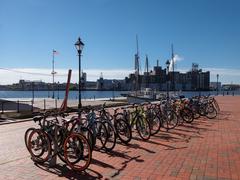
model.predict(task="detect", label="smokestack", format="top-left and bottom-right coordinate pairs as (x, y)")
top-left (157, 60), bottom-right (159, 67)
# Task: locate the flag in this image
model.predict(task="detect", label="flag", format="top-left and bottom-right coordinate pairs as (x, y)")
top-left (53, 50), bottom-right (59, 55)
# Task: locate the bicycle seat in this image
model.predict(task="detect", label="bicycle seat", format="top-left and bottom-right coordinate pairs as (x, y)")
top-left (33, 116), bottom-right (43, 123)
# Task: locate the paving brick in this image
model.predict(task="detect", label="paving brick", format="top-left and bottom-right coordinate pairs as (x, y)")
top-left (0, 96), bottom-right (240, 179)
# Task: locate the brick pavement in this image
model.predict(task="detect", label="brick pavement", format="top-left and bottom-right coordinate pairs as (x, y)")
top-left (0, 96), bottom-right (240, 180)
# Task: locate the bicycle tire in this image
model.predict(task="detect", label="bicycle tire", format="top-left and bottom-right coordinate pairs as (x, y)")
top-left (103, 120), bottom-right (117, 152)
top-left (27, 129), bottom-right (51, 163)
top-left (24, 127), bottom-right (35, 152)
top-left (71, 121), bottom-right (94, 151)
top-left (181, 108), bottom-right (194, 123)
top-left (149, 115), bottom-right (161, 135)
top-left (115, 119), bottom-right (132, 144)
top-left (162, 110), bottom-right (179, 130)
top-left (136, 116), bottom-right (151, 140)
top-left (206, 104), bottom-right (217, 119)
top-left (89, 120), bottom-right (108, 151)
top-left (64, 133), bottom-right (92, 172)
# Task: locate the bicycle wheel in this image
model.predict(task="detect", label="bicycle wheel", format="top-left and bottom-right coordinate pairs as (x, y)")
top-left (103, 120), bottom-right (116, 152)
top-left (181, 108), bottom-right (194, 123)
top-left (199, 105), bottom-right (207, 116)
top-left (56, 127), bottom-right (68, 164)
top-left (193, 109), bottom-right (200, 119)
top-left (162, 110), bottom-right (178, 130)
top-left (148, 114), bottom-right (161, 135)
top-left (115, 119), bottom-right (132, 144)
top-left (136, 117), bottom-right (151, 140)
top-left (27, 129), bottom-right (51, 163)
top-left (71, 121), bottom-right (94, 151)
top-left (206, 104), bottom-right (217, 119)
top-left (24, 127), bottom-right (35, 152)
top-left (64, 133), bottom-right (92, 172)
top-left (80, 126), bottom-right (94, 152)
top-left (213, 98), bottom-right (220, 112)
top-left (89, 121), bottom-right (108, 151)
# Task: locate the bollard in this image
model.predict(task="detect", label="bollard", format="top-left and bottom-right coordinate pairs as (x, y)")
top-left (1, 102), bottom-right (3, 114)
top-left (17, 100), bottom-right (20, 113)
top-left (44, 99), bottom-right (46, 111)
top-left (55, 99), bottom-right (57, 109)
top-left (31, 100), bottom-right (34, 112)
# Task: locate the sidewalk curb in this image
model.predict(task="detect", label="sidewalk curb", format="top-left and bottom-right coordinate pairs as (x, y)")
top-left (0, 118), bottom-right (33, 126)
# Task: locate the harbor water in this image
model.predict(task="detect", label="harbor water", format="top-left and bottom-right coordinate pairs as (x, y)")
top-left (0, 90), bottom-right (239, 100)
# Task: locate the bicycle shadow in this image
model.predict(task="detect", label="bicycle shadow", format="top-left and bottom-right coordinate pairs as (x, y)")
top-left (116, 140), bottom-right (156, 154)
top-left (91, 158), bottom-right (116, 169)
top-left (154, 133), bottom-right (190, 143)
top-left (34, 162), bottom-right (103, 179)
top-left (111, 155), bottom-right (144, 178)
top-left (105, 149), bottom-right (133, 159)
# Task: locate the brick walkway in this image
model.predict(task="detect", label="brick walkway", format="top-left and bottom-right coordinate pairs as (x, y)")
top-left (0, 96), bottom-right (239, 180)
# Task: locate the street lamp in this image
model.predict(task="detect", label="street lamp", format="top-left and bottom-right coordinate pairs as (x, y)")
top-left (166, 60), bottom-right (170, 99)
top-left (217, 74), bottom-right (219, 95)
top-left (75, 37), bottom-right (85, 111)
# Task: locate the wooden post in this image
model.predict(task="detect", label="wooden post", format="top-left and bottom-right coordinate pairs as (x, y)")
top-left (60, 69), bottom-right (72, 112)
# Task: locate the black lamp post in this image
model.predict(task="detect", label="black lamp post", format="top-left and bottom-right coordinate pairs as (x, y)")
top-left (166, 60), bottom-right (170, 99)
top-left (75, 37), bottom-right (85, 111)
top-left (217, 74), bottom-right (219, 95)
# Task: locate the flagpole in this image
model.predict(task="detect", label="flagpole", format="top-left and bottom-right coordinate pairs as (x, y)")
top-left (52, 50), bottom-right (55, 99)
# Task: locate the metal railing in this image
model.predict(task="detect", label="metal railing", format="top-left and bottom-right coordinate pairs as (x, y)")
top-left (0, 99), bottom-right (66, 114)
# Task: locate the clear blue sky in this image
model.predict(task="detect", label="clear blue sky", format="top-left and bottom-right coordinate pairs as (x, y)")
top-left (0, 0), bottom-right (240, 83)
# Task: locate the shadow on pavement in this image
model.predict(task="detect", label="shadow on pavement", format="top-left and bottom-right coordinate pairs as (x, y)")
top-left (91, 158), bottom-right (116, 169)
top-left (35, 162), bottom-right (103, 179)
top-left (120, 141), bottom-right (156, 154)
top-left (111, 155), bottom-right (144, 178)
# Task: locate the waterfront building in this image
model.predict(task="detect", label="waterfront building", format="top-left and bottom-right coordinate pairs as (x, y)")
top-left (125, 62), bottom-right (210, 91)
top-left (210, 82), bottom-right (222, 90)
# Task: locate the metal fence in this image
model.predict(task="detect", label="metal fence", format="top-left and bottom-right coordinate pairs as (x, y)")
top-left (0, 99), bottom-right (73, 114)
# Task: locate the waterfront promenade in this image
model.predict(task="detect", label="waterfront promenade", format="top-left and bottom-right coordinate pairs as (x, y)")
top-left (0, 96), bottom-right (240, 179)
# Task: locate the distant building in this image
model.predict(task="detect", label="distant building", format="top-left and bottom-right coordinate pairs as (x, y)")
top-left (81, 72), bottom-right (87, 89)
top-left (210, 82), bottom-right (221, 90)
top-left (125, 62), bottom-right (210, 91)
top-left (222, 84), bottom-right (240, 91)
top-left (96, 73), bottom-right (126, 90)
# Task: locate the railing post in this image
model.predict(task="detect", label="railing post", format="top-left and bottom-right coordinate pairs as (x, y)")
top-left (44, 99), bottom-right (46, 111)
top-left (1, 102), bottom-right (4, 114)
top-left (31, 100), bottom-right (34, 112)
top-left (17, 100), bottom-right (20, 113)
top-left (55, 99), bottom-right (57, 109)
